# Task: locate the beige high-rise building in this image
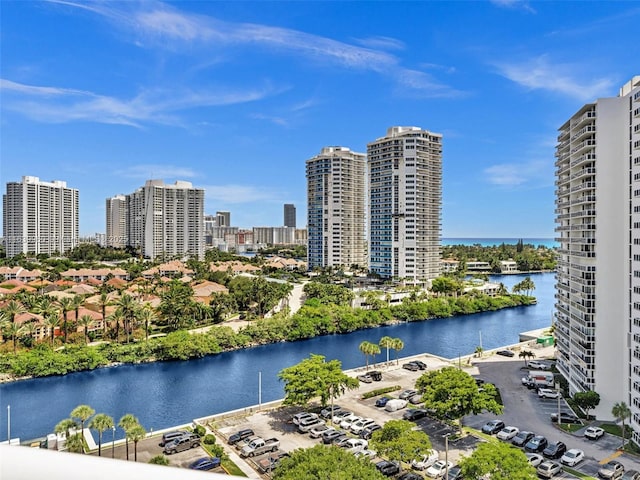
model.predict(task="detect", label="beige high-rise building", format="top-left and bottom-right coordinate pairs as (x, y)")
top-left (306, 146), bottom-right (367, 270)
top-left (367, 126), bottom-right (442, 284)
top-left (125, 180), bottom-right (204, 260)
top-left (555, 77), bottom-right (640, 429)
top-left (105, 194), bottom-right (126, 248)
top-left (3, 176), bottom-right (79, 257)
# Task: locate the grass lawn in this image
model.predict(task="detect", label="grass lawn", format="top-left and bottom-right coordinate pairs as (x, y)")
top-left (222, 459), bottom-right (247, 477)
top-left (563, 466), bottom-right (597, 480)
top-left (558, 423), bottom-right (584, 433)
top-left (599, 424), bottom-right (624, 437)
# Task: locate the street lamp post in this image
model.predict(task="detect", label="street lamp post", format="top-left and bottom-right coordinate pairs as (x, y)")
top-left (444, 432), bottom-right (451, 478)
top-left (111, 426), bottom-right (116, 458)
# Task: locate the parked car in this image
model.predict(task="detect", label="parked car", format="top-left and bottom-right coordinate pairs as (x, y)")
top-left (298, 416), bottom-right (325, 433)
top-left (339, 414), bottom-right (362, 430)
top-left (163, 433), bottom-right (200, 455)
top-left (411, 450), bottom-right (439, 470)
top-left (357, 373), bottom-right (373, 383)
top-left (538, 388), bottom-right (560, 399)
top-left (376, 460), bottom-right (401, 477)
top-left (292, 412), bottom-right (317, 425)
top-left (537, 461), bottom-right (562, 478)
top-left (160, 430), bottom-right (188, 447)
top-left (403, 408), bottom-right (428, 421)
top-left (512, 430), bottom-right (535, 447)
top-left (240, 437), bottom-right (280, 458)
top-left (543, 441), bottom-right (567, 459)
top-left (446, 466), bottom-right (463, 480)
top-left (320, 405), bottom-right (342, 419)
top-left (598, 460), bottom-right (625, 479)
top-left (369, 370), bottom-right (383, 380)
top-left (408, 394), bottom-right (424, 405)
top-left (585, 426), bottom-right (605, 440)
top-left (189, 457), bottom-right (221, 471)
top-left (481, 419), bottom-right (505, 435)
top-left (526, 453), bottom-right (544, 467)
top-left (399, 473), bottom-right (423, 480)
top-left (496, 349), bottom-right (515, 357)
top-left (309, 424), bottom-right (331, 438)
top-left (331, 410), bottom-right (352, 423)
top-left (496, 426), bottom-right (519, 441)
top-left (354, 448), bottom-right (378, 459)
top-left (522, 376), bottom-right (537, 389)
top-left (621, 470), bottom-right (640, 480)
top-left (402, 362), bottom-right (420, 371)
top-left (384, 399), bottom-right (408, 412)
top-left (400, 389), bottom-right (418, 399)
top-left (257, 452), bottom-right (290, 473)
top-left (228, 428), bottom-right (254, 445)
top-left (338, 438), bottom-right (368, 453)
top-left (560, 449), bottom-right (584, 467)
top-left (550, 412), bottom-right (579, 423)
top-left (524, 435), bottom-right (548, 453)
top-left (375, 396), bottom-right (391, 408)
top-left (360, 424), bottom-right (382, 439)
top-left (322, 429), bottom-right (346, 444)
top-left (411, 360), bottom-right (428, 370)
top-left (426, 460), bottom-right (453, 478)
top-left (350, 418), bottom-right (376, 435)
top-left (529, 360), bottom-right (551, 370)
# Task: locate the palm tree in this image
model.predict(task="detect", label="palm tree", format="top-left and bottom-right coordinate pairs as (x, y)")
top-left (379, 336), bottom-right (394, 365)
top-left (71, 404), bottom-right (95, 452)
top-left (2, 321), bottom-right (24, 354)
top-left (2, 299), bottom-right (26, 323)
top-left (70, 295), bottom-right (84, 324)
top-left (65, 433), bottom-right (85, 453)
top-left (54, 418), bottom-right (78, 440)
top-left (57, 297), bottom-right (74, 343)
top-left (359, 341), bottom-right (380, 370)
top-left (127, 423), bottom-right (147, 461)
top-left (118, 414), bottom-right (139, 461)
top-left (89, 413), bottom-right (114, 456)
top-left (138, 306), bottom-right (156, 342)
top-left (42, 306), bottom-right (61, 346)
top-left (116, 294), bottom-right (139, 344)
top-left (519, 350), bottom-right (535, 367)
top-left (612, 401), bottom-right (631, 447)
top-left (108, 310), bottom-right (124, 342)
top-left (390, 337), bottom-right (404, 365)
top-left (98, 291), bottom-right (111, 333)
top-left (78, 314), bottom-right (93, 344)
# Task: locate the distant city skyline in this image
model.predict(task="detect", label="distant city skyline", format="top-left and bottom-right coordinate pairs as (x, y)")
top-left (1, 1), bottom-right (638, 236)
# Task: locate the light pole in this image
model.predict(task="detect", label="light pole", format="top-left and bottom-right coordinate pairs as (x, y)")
top-left (444, 432), bottom-right (452, 478)
top-left (111, 426), bottom-right (116, 458)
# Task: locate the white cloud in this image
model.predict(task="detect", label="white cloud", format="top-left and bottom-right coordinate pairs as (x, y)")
top-left (353, 36), bottom-right (405, 51)
top-left (490, 0), bottom-right (536, 13)
top-left (493, 55), bottom-right (615, 101)
top-left (115, 165), bottom-right (197, 179)
top-left (203, 184), bottom-right (282, 204)
top-left (484, 159), bottom-right (551, 187)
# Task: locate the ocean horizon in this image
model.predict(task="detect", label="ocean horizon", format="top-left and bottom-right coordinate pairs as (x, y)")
top-left (442, 237), bottom-right (557, 248)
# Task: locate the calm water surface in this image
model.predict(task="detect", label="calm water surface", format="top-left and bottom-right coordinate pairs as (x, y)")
top-left (0, 273), bottom-right (555, 441)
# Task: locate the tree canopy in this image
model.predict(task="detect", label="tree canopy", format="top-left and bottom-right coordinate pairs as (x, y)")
top-left (369, 419), bottom-right (432, 464)
top-left (459, 441), bottom-right (536, 480)
top-left (415, 367), bottom-right (502, 429)
top-left (274, 444), bottom-right (386, 480)
top-left (573, 391), bottom-right (600, 419)
top-left (278, 354), bottom-right (359, 407)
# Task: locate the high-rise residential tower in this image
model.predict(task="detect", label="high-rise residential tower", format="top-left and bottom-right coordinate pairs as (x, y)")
top-left (555, 77), bottom-right (640, 428)
top-left (3, 176), bottom-right (79, 257)
top-left (216, 211), bottom-right (231, 227)
top-left (125, 180), bottom-right (204, 260)
top-left (284, 203), bottom-right (296, 228)
top-left (367, 126), bottom-right (442, 284)
top-left (105, 194), bottom-right (127, 248)
top-left (306, 146), bottom-right (366, 270)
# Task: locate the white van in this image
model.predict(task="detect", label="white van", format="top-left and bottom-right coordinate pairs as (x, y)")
top-left (384, 399), bottom-right (408, 412)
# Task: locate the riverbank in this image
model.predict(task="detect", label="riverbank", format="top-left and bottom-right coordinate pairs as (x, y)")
top-left (0, 293), bottom-right (536, 382)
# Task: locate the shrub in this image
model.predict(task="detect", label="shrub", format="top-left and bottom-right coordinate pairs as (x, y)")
top-left (203, 434), bottom-right (216, 445)
top-left (362, 385), bottom-right (402, 399)
top-left (149, 455), bottom-right (169, 465)
top-left (193, 424), bottom-right (206, 437)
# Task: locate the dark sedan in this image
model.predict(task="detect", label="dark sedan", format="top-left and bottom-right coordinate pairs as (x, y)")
top-left (227, 428), bottom-right (254, 445)
top-left (375, 396), bottom-right (391, 407)
top-left (402, 362), bottom-right (420, 371)
top-left (481, 419), bottom-right (505, 435)
top-left (525, 435), bottom-right (548, 453)
top-left (512, 431), bottom-right (535, 447)
top-left (189, 457), bottom-right (221, 471)
top-left (550, 412), bottom-right (580, 424)
top-left (543, 441), bottom-right (567, 459)
top-left (496, 349), bottom-right (515, 357)
top-left (376, 460), bottom-right (401, 477)
top-left (403, 408), bottom-right (428, 421)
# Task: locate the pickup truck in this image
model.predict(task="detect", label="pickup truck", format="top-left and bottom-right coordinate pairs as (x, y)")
top-left (240, 437), bottom-right (280, 457)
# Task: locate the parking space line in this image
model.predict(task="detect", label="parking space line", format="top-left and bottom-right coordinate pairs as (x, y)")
top-left (599, 450), bottom-right (623, 464)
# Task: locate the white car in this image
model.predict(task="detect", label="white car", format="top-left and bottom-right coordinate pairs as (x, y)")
top-left (496, 426), bottom-right (519, 441)
top-left (560, 448), bottom-right (584, 466)
top-left (529, 360), bottom-right (550, 370)
top-left (384, 399), bottom-right (408, 412)
top-left (584, 426), bottom-right (605, 440)
top-left (340, 414), bottom-right (362, 430)
top-left (411, 450), bottom-right (439, 470)
top-left (426, 460), bottom-right (453, 478)
top-left (309, 425), bottom-right (332, 438)
top-left (351, 418), bottom-right (376, 435)
top-left (538, 388), bottom-right (560, 399)
top-left (292, 412), bottom-right (317, 425)
top-left (354, 448), bottom-right (377, 459)
top-left (340, 438), bottom-right (368, 453)
top-left (526, 453), bottom-right (544, 467)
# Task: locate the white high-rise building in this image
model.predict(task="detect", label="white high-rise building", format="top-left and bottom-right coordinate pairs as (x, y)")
top-left (555, 77), bottom-right (640, 430)
top-left (367, 127), bottom-right (442, 284)
top-left (105, 194), bottom-right (127, 248)
top-left (125, 180), bottom-right (204, 260)
top-left (3, 176), bottom-right (79, 257)
top-left (306, 146), bottom-right (367, 270)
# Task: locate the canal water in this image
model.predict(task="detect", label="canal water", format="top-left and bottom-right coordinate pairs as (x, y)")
top-left (0, 273), bottom-right (555, 441)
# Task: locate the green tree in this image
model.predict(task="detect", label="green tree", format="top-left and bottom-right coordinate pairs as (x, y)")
top-left (89, 413), bottom-right (114, 456)
top-left (573, 391), bottom-right (600, 419)
top-left (98, 291), bottom-right (111, 333)
top-left (278, 354), bottom-right (359, 408)
top-left (1, 320), bottom-right (24, 354)
top-left (415, 367), bottom-right (503, 432)
top-left (518, 350), bottom-right (535, 367)
top-left (78, 314), bottom-right (93, 344)
top-left (359, 341), bottom-right (380, 370)
top-left (58, 297), bottom-right (74, 343)
top-left (459, 441), bottom-right (536, 480)
top-left (54, 418), bottom-right (78, 439)
top-left (612, 401), bottom-right (631, 447)
top-left (138, 306), bottom-right (156, 342)
top-left (273, 444), bottom-right (386, 480)
top-left (65, 433), bottom-right (85, 454)
top-left (43, 307), bottom-right (61, 346)
top-left (149, 455), bottom-right (170, 465)
top-left (71, 404), bottom-right (95, 452)
top-left (390, 337), bottom-right (404, 365)
top-left (2, 299), bottom-right (26, 323)
top-left (115, 293), bottom-right (139, 343)
top-left (127, 423), bottom-right (147, 462)
top-left (369, 419), bottom-right (432, 465)
top-left (157, 280), bottom-right (195, 330)
top-left (379, 336), bottom-right (394, 364)
top-left (70, 294), bottom-right (84, 328)
top-left (118, 414), bottom-right (139, 461)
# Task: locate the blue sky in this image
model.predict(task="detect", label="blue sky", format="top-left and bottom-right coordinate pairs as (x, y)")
top-left (1, 1), bottom-right (638, 238)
